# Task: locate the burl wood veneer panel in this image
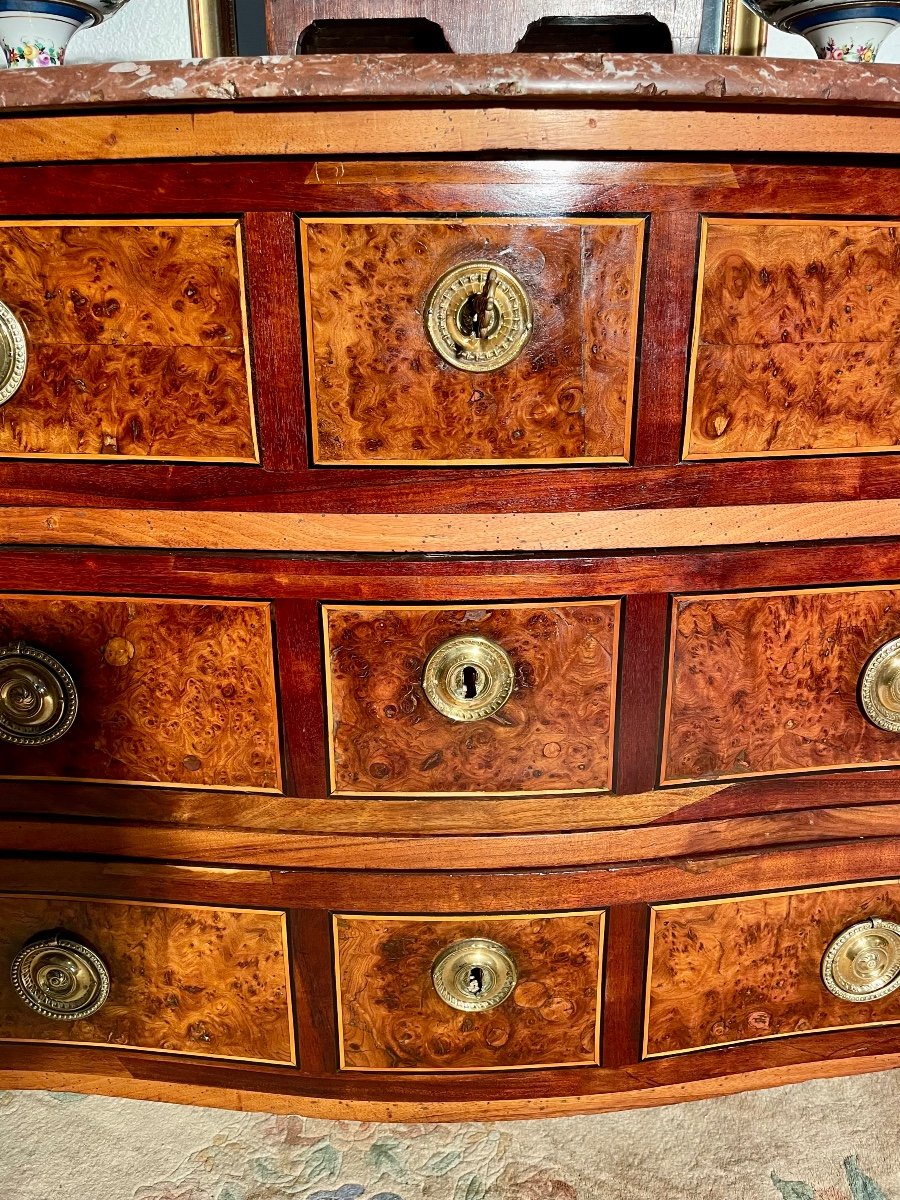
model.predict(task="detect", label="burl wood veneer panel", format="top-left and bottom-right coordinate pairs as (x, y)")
top-left (687, 218), bottom-right (900, 459)
top-left (0, 894), bottom-right (293, 1063)
top-left (325, 601), bottom-right (620, 795)
top-left (335, 911), bottom-right (604, 1070)
top-left (0, 595), bottom-right (280, 790)
top-left (302, 217), bottom-right (644, 464)
top-left (0, 221), bottom-right (256, 460)
top-left (646, 880), bottom-right (900, 1056)
top-left (663, 585), bottom-right (900, 784)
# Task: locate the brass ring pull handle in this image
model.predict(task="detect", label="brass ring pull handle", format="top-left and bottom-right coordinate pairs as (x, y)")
top-left (425, 261), bottom-right (533, 372)
top-left (860, 637), bottom-right (900, 731)
top-left (422, 635), bottom-right (515, 723)
top-left (432, 938), bottom-right (518, 1012)
top-left (821, 917), bottom-right (900, 1002)
top-left (0, 642), bottom-right (78, 746)
top-left (11, 933), bottom-right (110, 1021)
top-left (0, 299), bottom-right (27, 406)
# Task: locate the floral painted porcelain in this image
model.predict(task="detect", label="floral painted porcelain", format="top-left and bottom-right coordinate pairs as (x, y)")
top-left (741, 0), bottom-right (900, 59)
top-left (0, 0), bottom-right (131, 68)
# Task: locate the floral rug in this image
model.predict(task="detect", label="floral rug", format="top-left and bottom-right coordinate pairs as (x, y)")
top-left (1, 1070), bottom-right (899, 1199)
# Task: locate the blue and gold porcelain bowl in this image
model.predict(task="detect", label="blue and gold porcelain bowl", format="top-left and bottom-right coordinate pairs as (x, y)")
top-left (0, 0), bottom-right (131, 67)
top-left (742, 0), bottom-right (900, 60)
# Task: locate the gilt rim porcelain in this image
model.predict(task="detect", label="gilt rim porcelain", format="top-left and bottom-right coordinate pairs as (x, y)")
top-left (742, 0), bottom-right (900, 60)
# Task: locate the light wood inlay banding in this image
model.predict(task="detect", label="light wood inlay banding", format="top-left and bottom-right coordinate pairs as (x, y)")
top-left (0, 594), bottom-right (280, 791)
top-left (303, 218), bottom-right (643, 465)
top-left (0, 221), bottom-right (256, 461)
top-left (324, 601), bottom-right (620, 796)
top-left (687, 218), bottom-right (900, 459)
top-left (0, 894), bottom-right (294, 1063)
top-left (335, 910), bottom-right (604, 1071)
top-left (646, 879), bottom-right (900, 1056)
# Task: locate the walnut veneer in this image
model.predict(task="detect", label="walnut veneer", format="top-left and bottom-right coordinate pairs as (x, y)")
top-left (6, 54), bottom-right (900, 1122)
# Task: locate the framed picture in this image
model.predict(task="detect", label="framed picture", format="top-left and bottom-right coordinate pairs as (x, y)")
top-left (700, 0), bottom-right (767, 53)
top-left (189, 0), bottom-right (238, 55)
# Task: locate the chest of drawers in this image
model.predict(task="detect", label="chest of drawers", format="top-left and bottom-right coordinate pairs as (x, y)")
top-left (6, 52), bottom-right (900, 1121)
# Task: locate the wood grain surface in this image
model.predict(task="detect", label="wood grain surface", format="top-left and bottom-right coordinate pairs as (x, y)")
top-left (303, 219), bottom-right (643, 464)
top-left (325, 601), bottom-right (619, 795)
top-left (0, 222), bottom-right (256, 460)
top-left (335, 911), bottom-right (603, 1070)
top-left (687, 219), bottom-right (900, 459)
top-left (0, 595), bottom-right (280, 790)
top-left (663, 585), bottom-right (900, 783)
top-left (646, 880), bottom-right (900, 1056)
top-left (0, 894), bottom-right (293, 1062)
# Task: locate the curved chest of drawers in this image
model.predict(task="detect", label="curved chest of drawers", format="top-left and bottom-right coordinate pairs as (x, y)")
top-left (7, 52), bottom-right (900, 1121)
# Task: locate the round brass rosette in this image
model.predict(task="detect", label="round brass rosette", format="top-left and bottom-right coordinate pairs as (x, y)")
top-left (421, 635), bottom-right (515, 722)
top-left (431, 938), bottom-right (518, 1012)
top-left (0, 643), bottom-right (78, 746)
top-left (860, 637), bottom-right (900, 732)
top-left (11, 934), bottom-right (110, 1021)
top-left (424, 261), bottom-right (533, 372)
top-left (0, 299), bottom-right (27, 407)
top-left (821, 917), bottom-right (900, 1003)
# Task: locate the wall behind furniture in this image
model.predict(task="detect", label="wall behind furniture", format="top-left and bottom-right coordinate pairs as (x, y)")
top-left (66, 0), bottom-right (192, 63)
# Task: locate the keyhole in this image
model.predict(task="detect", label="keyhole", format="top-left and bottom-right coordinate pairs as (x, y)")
top-left (462, 664), bottom-right (479, 700)
top-left (466, 966), bottom-right (484, 995)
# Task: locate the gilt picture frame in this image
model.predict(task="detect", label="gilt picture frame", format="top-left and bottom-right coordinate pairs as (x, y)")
top-left (701, 0), bottom-right (767, 53)
top-left (189, 0), bottom-right (238, 55)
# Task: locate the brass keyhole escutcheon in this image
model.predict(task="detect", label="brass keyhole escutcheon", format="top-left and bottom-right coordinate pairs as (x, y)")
top-left (822, 917), bottom-right (900, 1002)
top-left (0, 298), bottom-right (26, 407)
top-left (421, 635), bottom-right (515, 722)
top-left (859, 637), bottom-right (900, 731)
top-left (431, 938), bottom-right (518, 1012)
top-left (424, 260), bottom-right (533, 373)
top-left (11, 933), bottom-right (110, 1021)
top-left (0, 642), bottom-right (78, 746)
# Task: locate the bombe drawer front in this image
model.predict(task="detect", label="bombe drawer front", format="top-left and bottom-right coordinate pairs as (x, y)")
top-left (302, 217), bottom-right (644, 465)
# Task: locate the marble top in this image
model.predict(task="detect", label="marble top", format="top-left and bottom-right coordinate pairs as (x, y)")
top-left (3, 53), bottom-right (900, 113)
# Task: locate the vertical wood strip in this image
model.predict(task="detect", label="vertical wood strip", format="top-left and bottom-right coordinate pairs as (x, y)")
top-left (272, 599), bottom-right (328, 797)
top-left (632, 209), bottom-right (699, 466)
top-left (614, 593), bottom-right (670, 794)
top-left (241, 211), bottom-right (308, 472)
top-left (601, 903), bottom-right (650, 1069)
top-left (290, 909), bottom-right (339, 1075)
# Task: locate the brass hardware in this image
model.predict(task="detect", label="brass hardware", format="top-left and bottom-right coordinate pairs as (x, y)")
top-left (421, 635), bottom-right (515, 722)
top-left (425, 261), bottom-right (533, 372)
top-left (860, 637), bottom-right (900, 732)
top-left (431, 937), bottom-right (518, 1012)
top-left (0, 298), bottom-right (26, 407)
top-left (0, 642), bottom-right (78, 746)
top-left (821, 917), bottom-right (900, 1002)
top-left (11, 933), bottom-right (110, 1020)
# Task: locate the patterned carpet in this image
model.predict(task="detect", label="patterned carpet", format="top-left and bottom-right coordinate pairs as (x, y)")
top-left (1, 1071), bottom-right (899, 1199)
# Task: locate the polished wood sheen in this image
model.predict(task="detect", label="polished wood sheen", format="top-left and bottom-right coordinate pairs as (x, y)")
top-left (0, 893), bottom-right (294, 1062)
top-left (663, 585), bottom-right (900, 784)
top-left (0, 221), bottom-right (256, 461)
top-left (0, 595), bottom-right (280, 790)
top-left (334, 911), bottom-right (604, 1070)
top-left (687, 219), bottom-right (900, 459)
top-left (325, 601), bottom-right (619, 794)
top-left (302, 219), bottom-right (643, 464)
top-left (646, 880), bottom-right (900, 1056)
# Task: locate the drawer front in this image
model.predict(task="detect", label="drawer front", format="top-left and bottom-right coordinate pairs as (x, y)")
top-left (0, 595), bottom-right (280, 790)
top-left (335, 911), bottom-right (604, 1070)
top-left (662, 584), bottom-right (900, 784)
top-left (0, 221), bottom-right (256, 461)
top-left (324, 600), bottom-right (620, 795)
top-left (686, 217), bottom-right (900, 460)
top-left (645, 879), bottom-right (900, 1056)
top-left (302, 217), bottom-right (644, 465)
top-left (0, 893), bottom-right (294, 1063)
